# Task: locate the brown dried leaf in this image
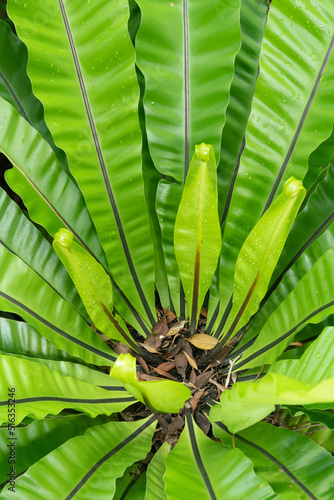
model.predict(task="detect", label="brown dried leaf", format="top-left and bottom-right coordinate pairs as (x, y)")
top-left (153, 367), bottom-right (176, 380)
top-left (189, 368), bottom-right (197, 386)
top-left (158, 361), bottom-right (176, 372)
top-left (174, 352), bottom-right (187, 378)
top-left (194, 412), bottom-right (211, 435)
top-left (144, 315), bottom-right (169, 350)
top-left (200, 307), bottom-right (208, 318)
top-left (165, 338), bottom-right (183, 358)
top-left (191, 389), bottom-right (204, 412)
top-left (182, 350), bottom-right (198, 370)
top-left (182, 341), bottom-right (193, 357)
top-left (138, 373), bottom-right (164, 381)
top-left (163, 308), bottom-right (177, 323)
top-left (196, 370), bottom-right (214, 388)
top-left (188, 334), bottom-right (218, 350)
top-left (156, 414), bottom-right (169, 434)
top-left (136, 356), bottom-right (149, 374)
top-left (167, 320), bottom-right (188, 337)
top-left (138, 342), bottom-right (159, 354)
top-left (113, 341), bottom-right (135, 356)
top-left (168, 415), bottom-right (185, 434)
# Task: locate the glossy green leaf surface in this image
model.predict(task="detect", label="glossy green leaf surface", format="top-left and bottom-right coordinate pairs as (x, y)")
top-left (136, 0), bottom-right (241, 182)
top-left (211, 327), bottom-right (334, 433)
top-left (218, 177), bottom-right (306, 341)
top-left (0, 318), bottom-right (88, 364)
top-left (233, 247), bottom-right (334, 371)
top-left (156, 180), bottom-right (183, 315)
top-left (0, 243), bottom-right (117, 366)
top-left (213, 420), bottom-right (334, 499)
top-left (216, 0), bottom-right (334, 332)
top-left (145, 442), bottom-right (169, 500)
top-left (136, 0), bottom-right (241, 314)
top-left (217, 0), bottom-right (267, 220)
top-left (8, 0), bottom-right (156, 325)
top-left (53, 228), bottom-right (136, 348)
top-left (234, 220), bottom-right (334, 359)
top-left (174, 144), bottom-right (221, 332)
top-left (235, 163), bottom-right (334, 352)
top-left (207, 0), bottom-right (268, 326)
top-left (110, 354), bottom-right (191, 413)
top-left (269, 163), bottom-right (334, 299)
top-left (0, 190), bottom-right (87, 318)
top-left (0, 19), bottom-right (67, 168)
top-left (164, 413), bottom-right (277, 499)
top-left (0, 354), bottom-right (135, 425)
top-left (0, 414), bottom-right (109, 490)
top-left (0, 97), bottom-right (105, 263)
top-left (115, 470), bottom-right (147, 500)
top-left (1, 417), bottom-right (156, 499)
top-left (270, 326), bottom-right (334, 384)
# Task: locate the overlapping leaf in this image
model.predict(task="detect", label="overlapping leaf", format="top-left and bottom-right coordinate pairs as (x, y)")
top-left (136, 0), bottom-right (241, 314)
top-left (0, 414), bottom-right (109, 491)
top-left (216, 0), bottom-right (334, 333)
top-left (0, 19), bottom-right (67, 168)
top-left (110, 354), bottom-right (191, 413)
top-left (1, 417), bottom-right (156, 499)
top-left (0, 243), bottom-right (117, 366)
top-left (8, 0), bottom-right (156, 325)
top-left (0, 354), bottom-right (135, 425)
top-left (174, 144), bottom-right (221, 332)
top-left (0, 189), bottom-right (87, 318)
top-left (164, 413), bottom-right (277, 499)
top-left (211, 327), bottom-right (334, 433)
top-left (233, 247), bottom-right (334, 371)
top-left (213, 420), bottom-right (334, 499)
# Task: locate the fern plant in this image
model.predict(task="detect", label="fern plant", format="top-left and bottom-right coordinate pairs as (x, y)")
top-left (1, 0), bottom-right (334, 498)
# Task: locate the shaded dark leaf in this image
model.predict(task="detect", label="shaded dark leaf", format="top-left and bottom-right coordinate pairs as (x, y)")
top-left (144, 315), bottom-right (169, 350)
top-left (174, 352), bottom-right (187, 379)
top-left (196, 370), bottom-right (214, 388)
top-left (194, 411), bottom-right (211, 435)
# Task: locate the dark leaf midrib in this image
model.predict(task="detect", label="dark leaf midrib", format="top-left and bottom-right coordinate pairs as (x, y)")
top-left (216, 35), bottom-right (334, 334)
top-left (0, 396), bottom-right (135, 406)
top-left (186, 413), bottom-right (217, 500)
top-left (58, 0), bottom-right (154, 326)
top-left (214, 421), bottom-right (317, 500)
top-left (0, 290), bottom-right (116, 363)
top-left (65, 415), bottom-right (156, 499)
top-left (0, 70), bottom-right (31, 124)
top-left (229, 299), bottom-right (334, 372)
top-left (179, 0), bottom-right (190, 319)
top-left (263, 34), bottom-right (334, 213)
